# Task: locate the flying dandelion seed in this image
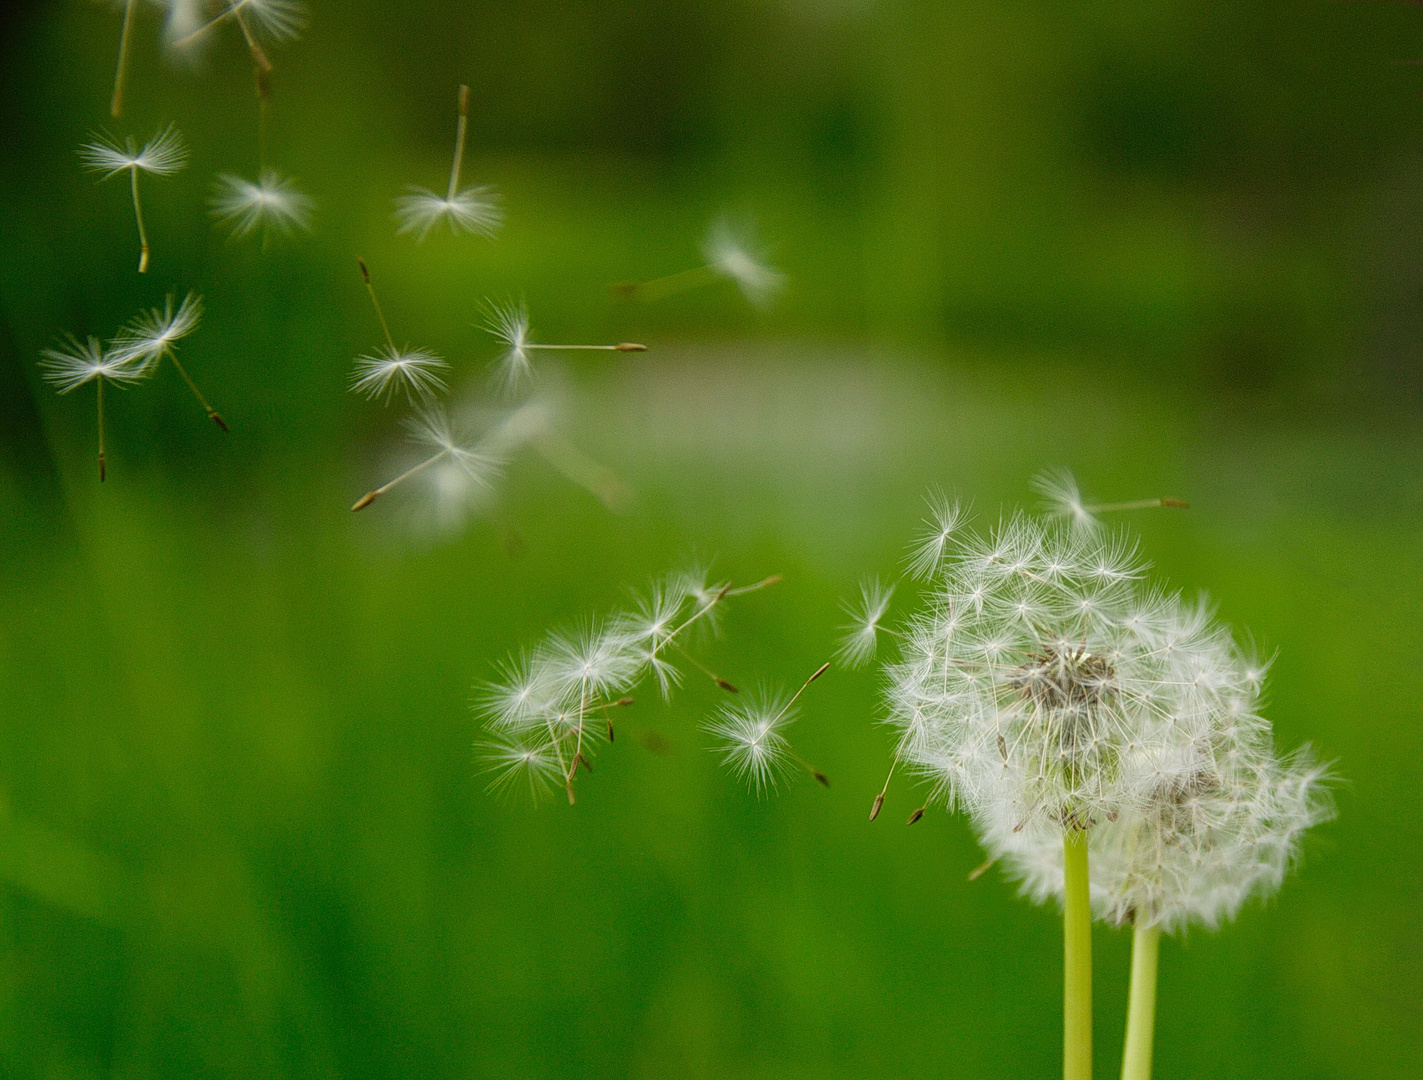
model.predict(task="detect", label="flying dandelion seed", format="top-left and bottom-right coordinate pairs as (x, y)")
top-left (614, 216), bottom-right (784, 306)
top-left (707, 694), bottom-right (794, 794)
top-left (476, 570), bottom-right (782, 803)
top-left (79, 125), bottom-right (188, 273)
top-left (836, 578), bottom-right (894, 667)
top-left (168, 0), bottom-right (307, 70)
top-left (350, 347), bottom-right (448, 404)
top-left (349, 259), bottom-right (448, 404)
top-left (480, 299), bottom-right (646, 390)
top-left (481, 735), bottom-right (565, 800)
top-left (108, 293), bottom-right (228, 431)
top-left (39, 333), bottom-right (148, 481)
top-left (396, 85), bottom-right (503, 240)
top-left (707, 662), bottom-right (830, 795)
top-left (351, 393), bottom-right (628, 527)
top-left (210, 169), bottom-right (314, 238)
top-left (702, 217), bottom-right (785, 306)
top-left (1033, 468), bottom-right (1189, 533)
top-left (350, 405), bottom-right (494, 512)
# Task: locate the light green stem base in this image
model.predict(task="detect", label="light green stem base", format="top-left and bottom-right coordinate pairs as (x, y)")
top-left (1120, 923), bottom-right (1161, 1080)
top-left (1064, 831), bottom-right (1092, 1080)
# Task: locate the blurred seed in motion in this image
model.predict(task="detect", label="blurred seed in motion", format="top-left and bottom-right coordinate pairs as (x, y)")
top-left (615, 216), bottom-right (784, 307)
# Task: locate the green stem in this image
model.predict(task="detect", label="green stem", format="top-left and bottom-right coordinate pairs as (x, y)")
top-left (165, 349), bottom-right (228, 432)
top-left (1120, 922), bottom-right (1160, 1080)
top-left (130, 169), bottom-right (149, 274)
top-left (96, 376), bottom-right (107, 482)
top-left (621, 263), bottom-right (718, 301)
top-left (447, 85), bottom-right (470, 201)
top-left (1063, 831), bottom-right (1093, 1080)
top-left (111, 0), bottom-right (138, 118)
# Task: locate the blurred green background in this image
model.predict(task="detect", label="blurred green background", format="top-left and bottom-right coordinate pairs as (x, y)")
top-left (0, 0), bottom-right (1420, 1076)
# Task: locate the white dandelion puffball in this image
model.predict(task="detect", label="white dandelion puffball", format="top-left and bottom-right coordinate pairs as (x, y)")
top-left (884, 505), bottom-right (1233, 839)
top-left (863, 494), bottom-right (1330, 931)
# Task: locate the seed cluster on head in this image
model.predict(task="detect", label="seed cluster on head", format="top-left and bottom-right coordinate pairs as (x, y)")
top-left (846, 477), bottom-right (1329, 932)
top-left (478, 570), bottom-right (791, 803)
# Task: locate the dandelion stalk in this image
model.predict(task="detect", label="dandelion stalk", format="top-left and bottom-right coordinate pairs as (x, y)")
top-left (1063, 830), bottom-right (1093, 1080)
top-left (532, 433), bottom-right (632, 511)
top-left (172, 5), bottom-right (243, 50)
top-left (130, 168), bottom-right (150, 273)
top-left (351, 452), bottom-right (444, 511)
top-left (359, 259), bottom-right (397, 352)
top-left (110, 0), bottom-right (139, 119)
top-left (1085, 498), bottom-right (1188, 513)
top-left (1119, 922), bottom-right (1160, 1080)
top-left (613, 264), bottom-right (719, 302)
top-left (96, 375), bottom-right (107, 481)
top-left (448, 85), bottom-right (470, 202)
top-left (782, 661), bottom-right (831, 785)
top-left (166, 350), bottom-right (229, 431)
top-left (233, 6), bottom-right (274, 73)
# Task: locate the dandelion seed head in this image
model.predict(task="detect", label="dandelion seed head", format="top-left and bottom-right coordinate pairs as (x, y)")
top-left (395, 186), bottom-right (502, 240)
top-left (707, 694), bottom-right (793, 794)
top-left (885, 511), bottom-right (1262, 839)
top-left (703, 217), bottom-right (784, 306)
top-left (39, 335), bottom-right (147, 393)
top-left (108, 292), bottom-right (202, 370)
top-left (79, 125), bottom-right (188, 178)
top-left (210, 171), bottom-right (314, 237)
top-left (351, 345), bottom-right (448, 403)
top-left (869, 488), bottom-right (1330, 930)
